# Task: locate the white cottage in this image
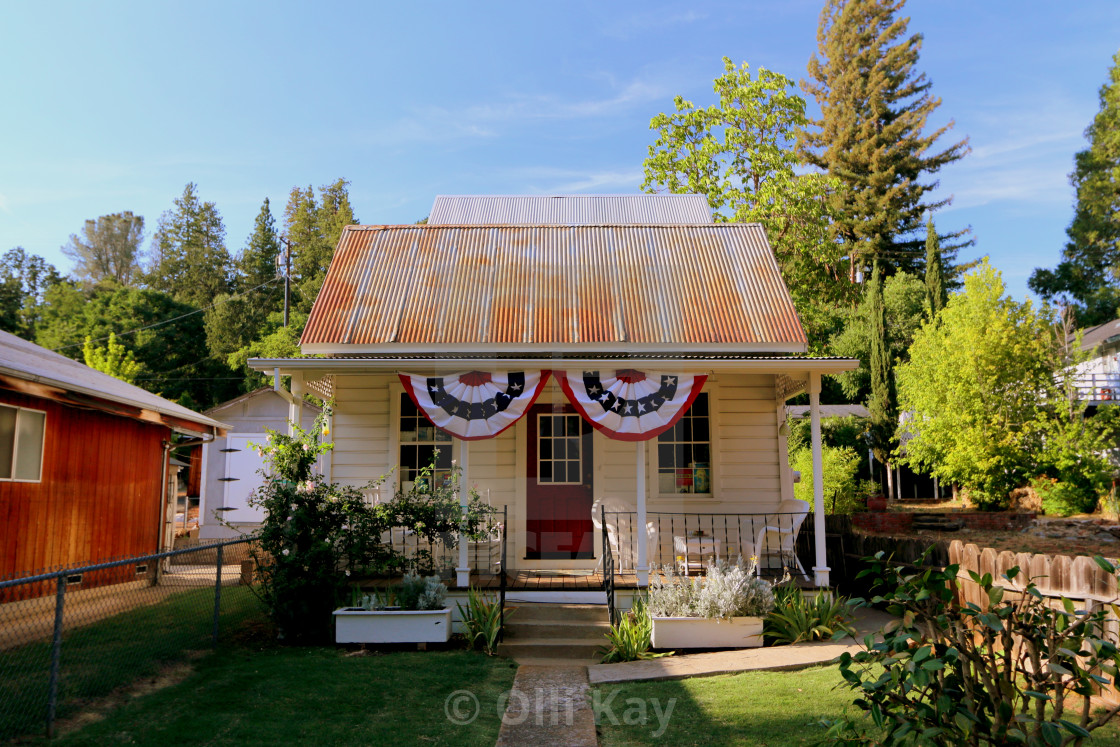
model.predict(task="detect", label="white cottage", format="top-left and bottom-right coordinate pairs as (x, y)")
top-left (250, 195), bottom-right (856, 589)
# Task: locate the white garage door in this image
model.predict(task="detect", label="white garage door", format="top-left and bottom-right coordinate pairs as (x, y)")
top-left (223, 435), bottom-right (267, 524)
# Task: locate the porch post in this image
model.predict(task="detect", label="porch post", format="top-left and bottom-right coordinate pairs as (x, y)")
top-left (287, 373), bottom-right (304, 437)
top-left (456, 442), bottom-right (471, 589)
top-left (809, 373), bottom-right (830, 587)
top-left (636, 441), bottom-right (649, 587)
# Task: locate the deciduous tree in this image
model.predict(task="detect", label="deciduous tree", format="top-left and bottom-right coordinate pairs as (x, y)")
top-left (800, 0), bottom-right (969, 280)
top-left (62, 212), bottom-right (144, 286)
top-left (82, 332), bottom-right (143, 383)
top-left (1029, 50), bottom-right (1120, 327)
top-left (643, 58), bottom-right (853, 336)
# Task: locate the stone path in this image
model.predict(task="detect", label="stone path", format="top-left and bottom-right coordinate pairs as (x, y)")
top-left (495, 665), bottom-right (598, 747)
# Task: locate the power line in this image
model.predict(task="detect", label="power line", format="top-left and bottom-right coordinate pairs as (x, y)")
top-left (53, 276), bottom-right (283, 352)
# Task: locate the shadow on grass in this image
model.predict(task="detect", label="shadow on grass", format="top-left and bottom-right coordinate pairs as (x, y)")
top-left (0, 585), bottom-right (261, 741)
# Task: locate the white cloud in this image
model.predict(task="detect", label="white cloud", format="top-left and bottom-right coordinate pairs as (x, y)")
top-left (597, 9), bottom-right (708, 40)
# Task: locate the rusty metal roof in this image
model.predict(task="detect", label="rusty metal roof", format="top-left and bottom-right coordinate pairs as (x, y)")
top-left (301, 223), bottom-right (806, 353)
top-left (429, 194), bottom-right (711, 225)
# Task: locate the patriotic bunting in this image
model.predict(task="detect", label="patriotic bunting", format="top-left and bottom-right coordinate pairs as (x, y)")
top-left (399, 370), bottom-right (550, 440)
top-left (554, 369), bottom-right (708, 441)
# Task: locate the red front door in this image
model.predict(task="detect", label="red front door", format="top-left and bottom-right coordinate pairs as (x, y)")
top-left (526, 404), bottom-right (594, 559)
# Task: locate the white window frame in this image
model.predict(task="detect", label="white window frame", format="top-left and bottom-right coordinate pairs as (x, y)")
top-left (0, 403), bottom-right (47, 483)
top-left (393, 389), bottom-right (455, 492)
top-left (654, 390), bottom-right (713, 498)
top-left (535, 412), bottom-right (584, 485)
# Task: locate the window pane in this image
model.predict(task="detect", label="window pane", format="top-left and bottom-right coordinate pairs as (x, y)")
top-left (540, 461), bottom-right (552, 481)
top-left (14, 410), bottom-right (44, 480)
top-left (435, 446), bottom-right (452, 468)
top-left (567, 438), bottom-right (580, 460)
top-left (554, 439), bottom-right (566, 459)
top-left (0, 406), bottom-right (14, 479)
top-left (568, 460), bottom-right (580, 482)
top-left (540, 439), bottom-right (552, 459)
top-left (694, 443), bottom-right (711, 463)
top-left (693, 419), bottom-right (709, 443)
top-left (692, 394), bottom-right (708, 416)
top-left (435, 429), bottom-right (452, 442)
top-left (400, 445), bottom-right (418, 469)
top-left (400, 418), bottom-right (417, 443)
top-left (401, 394), bottom-right (419, 416)
top-left (658, 443), bottom-right (673, 467)
top-left (540, 416), bottom-right (552, 437)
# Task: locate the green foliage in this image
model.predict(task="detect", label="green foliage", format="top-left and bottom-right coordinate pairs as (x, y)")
top-left (830, 270), bottom-right (926, 402)
top-left (791, 442), bottom-right (863, 513)
top-left (1030, 50), bottom-right (1120, 327)
top-left (82, 331), bottom-right (143, 383)
top-left (827, 551), bottom-right (1120, 746)
top-left (0, 247), bottom-right (62, 337)
top-left (284, 178), bottom-right (357, 314)
top-left (62, 211), bottom-right (144, 286)
top-left (764, 586), bottom-right (853, 644)
top-left (642, 57), bottom-right (853, 340)
top-left (146, 182), bottom-right (232, 309)
top-left (457, 587), bottom-right (505, 655)
top-left (352, 572), bottom-right (447, 611)
top-left (896, 261), bottom-right (1109, 509)
top-left (925, 217), bottom-right (948, 318)
top-left (600, 596), bottom-right (670, 663)
top-left (800, 0), bottom-right (969, 279)
top-left (867, 263), bottom-right (897, 463)
top-left (248, 414), bottom-right (495, 642)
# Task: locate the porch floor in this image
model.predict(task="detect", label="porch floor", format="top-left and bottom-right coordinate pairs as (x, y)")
top-left (470, 570), bottom-right (817, 591)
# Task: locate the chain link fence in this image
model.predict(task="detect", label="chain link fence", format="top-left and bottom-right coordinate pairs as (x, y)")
top-left (0, 538), bottom-right (256, 739)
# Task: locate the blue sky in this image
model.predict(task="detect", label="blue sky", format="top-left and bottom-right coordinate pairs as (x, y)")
top-left (2, 1), bottom-right (1119, 301)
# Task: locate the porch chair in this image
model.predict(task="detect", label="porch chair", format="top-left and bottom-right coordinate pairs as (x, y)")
top-left (596, 506), bottom-right (656, 577)
top-left (753, 499), bottom-right (810, 581)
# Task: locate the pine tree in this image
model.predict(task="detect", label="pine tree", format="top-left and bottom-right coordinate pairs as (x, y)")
top-left (1029, 50), bottom-right (1120, 327)
top-left (800, 0), bottom-right (969, 281)
top-left (283, 178), bottom-right (357, 315)
top-left (146, 183), bottom-right (232, 309)
top-left (924, 217), bottom-right (947, 317)
top-left (237, 198), bottom-right (281, 292)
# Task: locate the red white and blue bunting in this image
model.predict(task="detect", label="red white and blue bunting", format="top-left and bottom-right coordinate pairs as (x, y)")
top-left (554, 369), bottom-right (708, 441)
top-left (399, 370), bottom-right (550, 441)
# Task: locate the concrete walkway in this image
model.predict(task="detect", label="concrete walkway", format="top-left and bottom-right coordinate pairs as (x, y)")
top-left (495, 665), bottom-right (598, 747)
top-left (587, 607), bottom-right (894, 685)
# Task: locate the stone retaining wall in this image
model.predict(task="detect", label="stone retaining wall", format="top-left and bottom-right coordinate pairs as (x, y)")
top-left (852, 510), bottom-right (1037, 533)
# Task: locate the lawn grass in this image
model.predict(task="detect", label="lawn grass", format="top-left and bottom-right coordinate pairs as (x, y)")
top-left (594, 665), bottom-right (1120, 746)
top-left (52, 647), bottom-right (519, 746)
top-left (0, 585), bottom-right (260, 740)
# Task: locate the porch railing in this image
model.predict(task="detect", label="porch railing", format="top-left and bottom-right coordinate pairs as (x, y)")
top-left (1073, 373), bottom-right (1120, 402)
top-left (602, 511), bottom-right (811, 579)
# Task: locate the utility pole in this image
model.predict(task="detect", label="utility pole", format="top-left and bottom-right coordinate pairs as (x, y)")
top-left (277, 236), bottom-right (292, 327)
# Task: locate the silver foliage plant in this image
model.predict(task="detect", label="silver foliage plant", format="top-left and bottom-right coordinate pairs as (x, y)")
top-left (648, 557), bottom-right (775, 619)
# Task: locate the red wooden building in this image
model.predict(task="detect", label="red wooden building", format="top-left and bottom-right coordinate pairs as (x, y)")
top-left (0, 331), bottom-right (226, 596)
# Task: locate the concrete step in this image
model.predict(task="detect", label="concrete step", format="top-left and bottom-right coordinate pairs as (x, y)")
top-left (505, 603), bottom-right (609, 624)
top-left (498, 638), bottom-right (605, 661)
top-left (503, 620), bottom-right (612, 640)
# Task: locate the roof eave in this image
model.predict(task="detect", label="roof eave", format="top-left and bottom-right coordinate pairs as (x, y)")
top-left (299, 341), bottom-right (809, 356)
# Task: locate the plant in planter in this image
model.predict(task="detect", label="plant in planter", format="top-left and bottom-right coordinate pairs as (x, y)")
top-left (765, 583), bottom-right (854, 644)
top-left (647, 558), bottom-right (774, 649)
top-left (334, 571), bottom-right (451, 644)
top-left (457, 586), bottom-right (505, 655)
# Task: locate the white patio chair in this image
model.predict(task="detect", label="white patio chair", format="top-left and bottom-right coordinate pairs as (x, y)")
top-left (754, 499), bottom-right (810, 581)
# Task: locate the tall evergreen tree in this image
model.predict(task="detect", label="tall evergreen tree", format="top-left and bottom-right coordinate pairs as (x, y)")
top-left (799, 0), bottom-right (969, 281)
top-left (1029, 50), bottom-right (1120, 327)
top-left (867, 262), bottom-right (896, 471)
top-left (924, 217), bottom-right (947, 317)
top-left (237, 198), bottom-right (281, 292)
top-left (283, 178), bottom-right (357, 315)
top-left (146, 183), bottom-right (232, 309)
top-left (0, 247), bottom-right (61, 338)
top-left (62, 211), bottom-right (144, 286)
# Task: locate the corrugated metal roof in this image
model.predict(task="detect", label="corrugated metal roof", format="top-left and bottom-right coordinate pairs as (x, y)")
top-left (0, 330), bottom-right (226, 433)
top-left (301, 223), bottom-right (806, 351)
top-left (429, 194), bottom-right (712, 225)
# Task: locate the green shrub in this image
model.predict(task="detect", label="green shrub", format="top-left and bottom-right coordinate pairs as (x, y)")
top-left (647, 559), bottom-right (774, 619)
top-left (764, 586), bottom-right (853, 644)
top-left (824, 550), bottom-right (1120, 745)
top-left (1030, 475), bottom-right (1098, 516)
top-left (458, 587), bottom-right (504, 655)
top-left (791, 443), bottom-right (863, 513)
top-left (600, 596), bottom-right (669, 663)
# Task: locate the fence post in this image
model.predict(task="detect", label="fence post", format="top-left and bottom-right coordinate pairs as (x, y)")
top-left (212, 544), bottom-right (224, 647)
top-left (46, 575), bottom-right (66, 738)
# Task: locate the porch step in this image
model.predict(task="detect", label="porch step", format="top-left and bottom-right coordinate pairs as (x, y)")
top-left (497, 638), bottom-right (606, 662)
top-left (911, 513), bottom-right (964, 532)
top-left (506, 603), bottom-right (609, 624)
top-left (503, 620), bottom-right (612, 641)
top-left (499, 603), bottom-right (610, 662)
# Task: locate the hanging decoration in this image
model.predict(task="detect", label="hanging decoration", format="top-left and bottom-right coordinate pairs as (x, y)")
top-left (399, 370), bottom-right (550, 440)
top-left (554, 369), bottom-right (708, 441)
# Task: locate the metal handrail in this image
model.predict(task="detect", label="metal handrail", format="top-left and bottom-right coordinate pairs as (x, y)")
top-left (498, 505), bottom-right (508, 642)
top-left (602, 505), bottom-right (616, 626)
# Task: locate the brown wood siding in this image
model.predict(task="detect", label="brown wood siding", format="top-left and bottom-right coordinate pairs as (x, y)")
top-left (187, 445), bottom-right (201, 497)
top-left (0, 390), bottom-right (168, 600)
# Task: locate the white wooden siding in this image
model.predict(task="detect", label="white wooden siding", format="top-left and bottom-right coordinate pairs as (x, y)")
top-left (330, 375), bottom-right (393, 485)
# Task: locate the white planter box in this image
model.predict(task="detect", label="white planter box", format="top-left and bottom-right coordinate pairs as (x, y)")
top-left (651, 615), bottom-right (764, 649)
top-left (333, 608), bottom-right (452, 644)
